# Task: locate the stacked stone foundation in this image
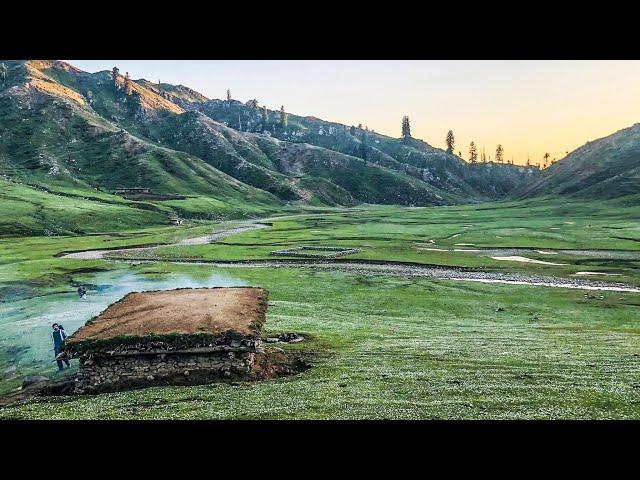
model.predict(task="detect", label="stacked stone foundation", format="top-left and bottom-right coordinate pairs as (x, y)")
top-left (74, 348), bottom-right (258, 394)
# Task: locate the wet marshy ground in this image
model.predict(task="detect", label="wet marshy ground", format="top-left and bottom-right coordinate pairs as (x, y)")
top-left (0, 269), bottom-right (248, 393)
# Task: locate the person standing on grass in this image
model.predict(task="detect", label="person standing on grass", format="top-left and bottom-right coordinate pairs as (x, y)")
top-left (51, 323), bottom-right (70, 371)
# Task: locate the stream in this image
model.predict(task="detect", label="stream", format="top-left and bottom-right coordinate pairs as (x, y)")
top-left (0, 269), bottom-right (247, 388)
top-left (3, 221), bottom-right (639, 390)
top-left (61, 221), bottom-right (640, 294)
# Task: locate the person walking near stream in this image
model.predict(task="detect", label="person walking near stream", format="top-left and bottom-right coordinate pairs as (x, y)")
top-left (51, 323), bottom-right (70, 371)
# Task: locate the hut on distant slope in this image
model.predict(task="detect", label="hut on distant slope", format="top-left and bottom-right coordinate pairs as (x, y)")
top-left (63, 287), bottom-right (267, 394)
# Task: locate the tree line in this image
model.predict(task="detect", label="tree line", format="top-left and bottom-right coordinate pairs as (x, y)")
top-left (401, 115), bottom-right (555, 168)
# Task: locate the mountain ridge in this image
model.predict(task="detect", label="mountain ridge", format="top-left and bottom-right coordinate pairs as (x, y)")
top-left (6, 59), bottom-right (630, 236)
top-left (518, 123), bottom-right (640, 199)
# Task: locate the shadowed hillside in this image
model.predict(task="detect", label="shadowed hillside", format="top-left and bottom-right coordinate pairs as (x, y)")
top-left (518, 123), bottom-right (640, 199)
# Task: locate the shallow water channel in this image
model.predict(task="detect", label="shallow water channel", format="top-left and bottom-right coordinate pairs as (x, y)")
top-left (0, 268), bottom-right (247, 389)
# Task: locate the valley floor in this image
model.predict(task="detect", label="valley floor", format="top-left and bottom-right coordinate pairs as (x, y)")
top-left (0, 196), bottom-right (639, 419)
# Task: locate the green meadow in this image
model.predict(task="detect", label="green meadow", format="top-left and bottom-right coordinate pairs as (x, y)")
top-left (0, 196), bottom-right (639, 418)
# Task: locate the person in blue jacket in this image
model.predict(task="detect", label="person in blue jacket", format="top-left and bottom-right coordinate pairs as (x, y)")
top-left (51, 323), bottom-right (71, 371)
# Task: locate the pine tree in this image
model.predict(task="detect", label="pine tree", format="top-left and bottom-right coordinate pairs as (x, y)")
top-left (359, 131), bottom-right (368, 163)
top-left (263, 106), bottom-right (269, 127)
top-left (124, 72), bottom-right (133, 95)
top-left (496, 144), bottom-right (504, 163)
top-left (446, 130), bottom-right (455, 154)
top-left (111, 66), bottom-right (120, 90)
top-left (280, 105), bottom-right (288, 129)
top-left (349, 125), bottom-right (356, 136)
top-left (469, 142), bottom-right (478, 163)
top-left (401, 115), bottom-right (411, 141)
top-left (227, 89), bottom-right (232, 101)
top-left (543, 152), bottom-right (550, 167)
top-left (0, 63), bottom-right (7, 84)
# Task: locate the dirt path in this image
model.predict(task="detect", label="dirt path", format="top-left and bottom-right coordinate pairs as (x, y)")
top-left (62, 222), bottom-right (269, 260)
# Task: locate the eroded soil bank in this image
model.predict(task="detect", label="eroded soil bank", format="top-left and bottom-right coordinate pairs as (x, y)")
top-left (0, 345), bottom-right (313, 407)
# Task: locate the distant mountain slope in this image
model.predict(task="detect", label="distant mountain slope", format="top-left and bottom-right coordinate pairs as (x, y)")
top-left (518, 123), bottom-right (640, 199)
top-left (0, 59), bottom-right (544, 231)
top-left (194, 99), bottom-right (539, 200)
top-left (0, 63), bottom-right (276, 204)
top-left (0, 60), bottom-right (465, 209)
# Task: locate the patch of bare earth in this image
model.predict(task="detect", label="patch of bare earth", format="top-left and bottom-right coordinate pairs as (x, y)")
top-left (67, 287), bottom-right (266, 343)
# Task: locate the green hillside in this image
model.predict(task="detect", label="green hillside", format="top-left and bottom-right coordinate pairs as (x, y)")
top-left (0, 60), bottom-right (475, 214)
top-left (0, 178), bottom-right (169, 236)
top-left (195, 99), bottom-right (540, 200)
top-left (518, 123), bottom-right (640, 199)
top-left (0, 60), bottom-right (283, 234)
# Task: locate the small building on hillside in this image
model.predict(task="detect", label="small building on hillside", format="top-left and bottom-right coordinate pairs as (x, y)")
top-left (114, 187), bottom-right (151, 194)
top-left (63, 287), bottom-right (268, 394)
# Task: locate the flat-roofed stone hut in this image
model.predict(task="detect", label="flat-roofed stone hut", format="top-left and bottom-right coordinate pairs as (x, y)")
top-left (63, 287), bottom-right (268, 394)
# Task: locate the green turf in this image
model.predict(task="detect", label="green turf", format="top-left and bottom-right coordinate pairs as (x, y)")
top-left (1, 265), bottom-right (638, 419)
top-left (1, 197), bottom-right (639, 418)
top-left (129, 195), bottom-right (640, 285)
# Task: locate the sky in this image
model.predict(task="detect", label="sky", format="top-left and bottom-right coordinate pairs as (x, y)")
top-left (70, 60), bottom-right (640, 165)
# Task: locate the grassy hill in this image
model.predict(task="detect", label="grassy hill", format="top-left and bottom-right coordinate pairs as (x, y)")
top-left (3, 59), bottom-right (635, 236)
top-left (518, 123), bottom-right (640, 199)
top-left (0, 60), bottom-right (475, 218)
top-left (195, 99), bottom-right (541, 200)
top-left (0, 178), bottom-right (170, 236)
top-left (0, 60), bottom-right (284, 234)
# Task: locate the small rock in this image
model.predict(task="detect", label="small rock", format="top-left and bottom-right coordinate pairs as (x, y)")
top-left (265, 337), bottom-right (280, 343)
top-left (146, 375), bottom-right (155, 381)
top-left (496, 307), bottom-right (505, 312)
top-left (3, 366), bottom-right (17, 380)
top-left (277, 332), bottom-right (304, 343)
top-left (22, 375), bottom-right (49, 389)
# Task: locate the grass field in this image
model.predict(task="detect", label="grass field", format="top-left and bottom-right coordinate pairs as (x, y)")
top-left (126, 195), bottom-right (640, 285)
top-left (1, 196), bottom-right (639, 418)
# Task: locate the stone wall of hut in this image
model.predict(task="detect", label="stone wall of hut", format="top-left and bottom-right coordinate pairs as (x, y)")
top-left (74, 350), bottom-right (256, 394)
